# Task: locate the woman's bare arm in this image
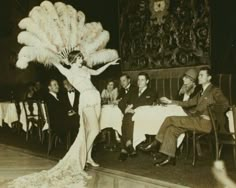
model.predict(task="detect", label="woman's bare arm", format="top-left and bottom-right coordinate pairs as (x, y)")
top-left (85, 58), bottom-right (120, 76)
top-left (54, 62), bottom-right (70, 77)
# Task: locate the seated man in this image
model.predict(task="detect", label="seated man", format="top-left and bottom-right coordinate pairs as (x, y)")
top-left (119, 72), bottom-right (157, 161)
top-left (146, 67), bottom-right (229, 166)
top-left (117, 73), bottom-right (137, 114)
top-left (45, 79), bottom-right (68, 141)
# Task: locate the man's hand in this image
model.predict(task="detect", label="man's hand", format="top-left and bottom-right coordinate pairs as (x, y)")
top-left (68, 110), bottom-right (76, 116)
top-left (160, 97), bottom-right (172, 104)
top-left (125, 104), bottom-right (134, 114)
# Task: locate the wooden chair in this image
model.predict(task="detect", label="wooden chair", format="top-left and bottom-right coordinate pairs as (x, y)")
top-left (208, 104), bottom-right (236, 167)
top-left (185, 104), bottom-right (229, 166)
top-left (185, 130), bottom-right (211, 166)
top-left (22, 100), bottom-right (44, 142)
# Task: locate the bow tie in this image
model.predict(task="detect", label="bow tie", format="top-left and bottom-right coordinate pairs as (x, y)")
top-left (68, 90), bottom-right (75, 93)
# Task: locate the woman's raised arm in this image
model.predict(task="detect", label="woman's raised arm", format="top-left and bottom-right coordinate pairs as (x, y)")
top-left (54, 62), bottom-right (70, 77)
top-left (85, 58), bottom-right (120, 76)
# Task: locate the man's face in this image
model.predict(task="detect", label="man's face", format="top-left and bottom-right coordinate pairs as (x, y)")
top-left (137, 75), bottom-right (149, 89)
top-left (120, 76), bottom-right (130, 89)
top-left (48, 80), bottom-right (59, 93)
top-left (63, 79), bottom-right (73, 91)
top-left (198, 70), bottom-right (211, 85)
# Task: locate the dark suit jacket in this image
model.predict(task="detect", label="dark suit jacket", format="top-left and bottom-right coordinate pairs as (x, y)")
top-left (127, 87), bottom-right (157, 109)
top-left (60, 90), bottom-right (80, 133)
top-left (60, 90), bottom-right (80, 114)
top-left (118, 84), bottom-right (137, 113)
top-left (174, 84), bottom-right (229, 117)
top-left (44, 93), bottom-right (67, 134)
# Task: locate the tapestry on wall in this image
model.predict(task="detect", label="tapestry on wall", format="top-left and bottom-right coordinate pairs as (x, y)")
top-left (119, 0), bottom-right (210, 70)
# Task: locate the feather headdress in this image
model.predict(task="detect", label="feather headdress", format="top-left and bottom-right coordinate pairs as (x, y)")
top-left (16, 1), bottom-right (118, 69)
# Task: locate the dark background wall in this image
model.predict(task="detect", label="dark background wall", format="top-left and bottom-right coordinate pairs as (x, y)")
top-left (210, 0), bottom-right (236, 74)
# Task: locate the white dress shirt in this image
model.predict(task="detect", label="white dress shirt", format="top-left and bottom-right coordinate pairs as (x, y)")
top-left (67, 91), bottom-right (75, 106)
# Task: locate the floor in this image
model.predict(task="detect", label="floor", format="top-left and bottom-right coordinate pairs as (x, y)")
top-left (1, 125), bottom-right (236, 188)
top-left (0, 144), bottom-right (187, 188)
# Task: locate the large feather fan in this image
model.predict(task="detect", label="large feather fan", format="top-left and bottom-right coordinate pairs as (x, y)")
top-left (16, 1), bottom-right (118, 69)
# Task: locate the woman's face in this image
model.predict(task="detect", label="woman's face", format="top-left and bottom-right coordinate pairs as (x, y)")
top-left (183, 75), bottom-right (193, 85)
top-left (75, 56), bottom-right (83, 67)
top-left (107, 82), bottom-right (114, 91)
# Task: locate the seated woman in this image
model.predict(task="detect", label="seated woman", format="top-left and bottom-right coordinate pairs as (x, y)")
top-left (101, 79), bottom-right (118, 105)
top-left (132, 68), bottom-right (200, 150)
top-left (100, 80), bottom-right (123, 146)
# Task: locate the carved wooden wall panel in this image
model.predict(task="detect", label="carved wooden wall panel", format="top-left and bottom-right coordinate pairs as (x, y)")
top-left (119, 0), bottom-right (210, 70)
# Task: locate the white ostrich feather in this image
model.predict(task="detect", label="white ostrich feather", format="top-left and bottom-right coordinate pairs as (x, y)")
top-left (40, 1), bottom-right (64, 48)
top-left (18, 17), bottom-right (57, 52)
top-left (81, 22), bottom-right (103, 44)
top-left (18, 31), bottom-right (55, 51)
top-left (86, 49), bottom-right (118, 67)
top-left (82, 31), bottom-right (110, 55)
top-left (17, 46), bottom-right (59, 68)
top-left (67, 5), bottom-right (78, 47)
top-left (16, 0), bottom-right (119, 69)
top-left (76, 11), bottom-right (86, 45)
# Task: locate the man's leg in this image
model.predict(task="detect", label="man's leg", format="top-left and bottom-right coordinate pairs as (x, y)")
top-left (154, 116), bottom-right (211, 166)
top-left (155, 116), bottom-right (176, 143)
top-left (159, 126), bottom-right (186, 157)
top-left (119, 113), bottom-right (134, 161)
top-left (142, 116), bottom-right (174, 152)
top-left (121, 113), bottom-right (134, 148)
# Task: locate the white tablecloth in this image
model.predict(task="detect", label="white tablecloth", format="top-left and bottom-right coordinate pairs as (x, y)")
top-left (132, 105), bottom-right (187, 148)
top-left (0, 102), bottom-right (18, 127)
top-left (100, 104), bottom-right (123, 135)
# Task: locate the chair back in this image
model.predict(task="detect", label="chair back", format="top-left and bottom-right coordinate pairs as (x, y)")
top-left (22, 100), bottom-right (43, 123)
top-left (39, 101), bottom-right (51, 130)
top-left (208, 104), bottom-right (229, 134)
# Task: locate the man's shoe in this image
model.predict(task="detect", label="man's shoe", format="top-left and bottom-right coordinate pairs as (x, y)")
top-left (142, 140), bottom-right (160, 152)
top-left (154, 156), bottom-right (176, 167)
top-left (152, 152), bottom-right (166, 161)
top-left (126, 145), bottom-right (135, 154)
top-left (118, 152), bottom-right (128, 161)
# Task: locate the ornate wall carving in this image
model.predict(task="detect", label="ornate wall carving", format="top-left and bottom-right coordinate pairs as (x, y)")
top-left (119, 0), bottom-right (210, 70)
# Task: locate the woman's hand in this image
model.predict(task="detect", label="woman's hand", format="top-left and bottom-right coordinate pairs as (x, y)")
top-left (109, 58), bottom-right (120, 65)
